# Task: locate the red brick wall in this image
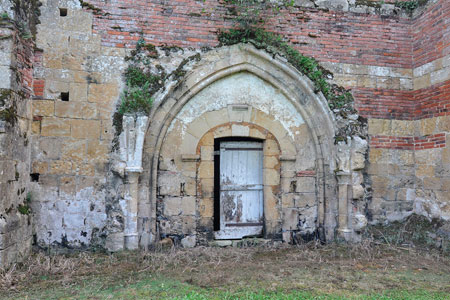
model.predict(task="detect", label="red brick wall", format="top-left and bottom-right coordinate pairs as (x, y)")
top-left (73, 0), bottom-right (448, 123)
top-left (412, 0), bottom-right (450, 68)
top-left (370, 133), bottom-right (446, 150)
top-left (355, 79), bottom-right (450, 121)
top-left (87, 0), bottom-right (413, 68)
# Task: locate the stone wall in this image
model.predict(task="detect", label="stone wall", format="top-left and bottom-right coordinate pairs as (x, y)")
top-left (0, 0), bottom-right (38, 268)
top-left (365, 0), bottom-right (450, 223)
top-left (15, 0), bottom-right (449, 254)
top-left (30, 0), bottom-right (126, 248)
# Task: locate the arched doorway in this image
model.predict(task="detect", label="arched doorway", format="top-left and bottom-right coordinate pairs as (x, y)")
top-left (139, 44), bottom-right (340, 246)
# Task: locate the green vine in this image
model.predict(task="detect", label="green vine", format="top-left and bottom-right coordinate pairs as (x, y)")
top-left (224, 0), bottom-right (294, 30)
top-left (394, 0), bottom-right (429, 12)
top-left (218, 28), bottom-right (354, 112)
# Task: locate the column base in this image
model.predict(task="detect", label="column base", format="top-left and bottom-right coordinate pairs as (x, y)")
top-left (124, 233), bottom-right (139, 250)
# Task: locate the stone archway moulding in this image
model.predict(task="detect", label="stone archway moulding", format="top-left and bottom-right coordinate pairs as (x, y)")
top-left (142, 44), bottom-right (340, 245)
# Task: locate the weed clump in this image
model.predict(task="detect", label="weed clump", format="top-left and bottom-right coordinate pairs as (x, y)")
top-left (364, 214), bottom-right (450, 253)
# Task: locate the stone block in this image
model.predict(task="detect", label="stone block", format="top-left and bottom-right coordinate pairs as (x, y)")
top-left (60, 176), bottom-right (76, 195)
top-left (416, 148), bottom-right (441, 165)
top-left (31, 121), bottom-right (41, 135)
top-left (32, 100), bottom-right (54, 117)
top-left (69, 83), bottom-right (88, 102)
top-left (419, 117), bottom-right (437, 136)
top-left (181, 196), bottom-right (196, 216)
top-left (181, 235), bottom-right (196, 248)
top-left (399, 78), bottom-right (413, 90)
top-left (61, 139), bottom-right (86, 163)
top-left (158, 172), bottom-right (183, 196)
top-left (368, 119), bottom-right (390, 135)
top-left (0, 160), bottom-right (15, 182)
top-left (62, 53), bottom-right (84, 71)
top-left (416, 165), bottom-right (435, 178)
top-left (282, 208), bottom-right (299, 230)
top-left (377, 77), bottom-right (400, 90)
top-left (213, 126), bottom-right (232, 139)
top-left (105, 232), bottom-right (124, 252)
top-left (70, 119), bottom-right (101, 139)
top-left (37, 138), bottom-right (62, 160)
top-left (32, 161), bottom-right (48, 174)
top-left (281, 193), bottom-right (295, 208)
top-left (164, 197), bottom-right (182, 216)
top-left (198, 161), bottom-right (214, 179)
top-left (391, 120), bottom-right (414, 136)
top-left (264, 187), bottom-right (280, 221)
top-left (200, 146), bottom-right (214, 161)
top-left (431, 68), bottom-right (450, 86)
top-left (295, 193), bottom-right (316, 207)
top-left (352, 185), bottom-right (364, 200)
top-left (73, 71), bottom-right (89, 83)
top-left (198, 197), bottom-right (214, 218)
top-left (41, 117), bottom-right (71, 137)
top-left (264, 168), bottom-right (280, 186)
top-left (231, 124), bottom-right (249, 137)
top-left (296, 177), bottom-right (315, 193)
top-left (87, 139), bottom-right (109, 163)
top-left (179, 132), bottom-right (199, 155)
top-left (357, 76), bottom-right (376, 89)
top-left (101, 119), bottom-right (114, 140)
top-left (45, 81), bottom-right (69, 99)
top-left (264, 138), bottom-right (280, 156)
top-left (264, 155), bottom-right (279, 169)
top-left (203, 109), bottom-right (229, 129)
top-left (44, 52), bottom-right (62, 69)
top-left (413, 74), bottom-right (431, 90)
top-left (75, 163), bottom-right (95, 176)
top-left (55, 101), bottom-right (84, 118)
top-left (438, 116), bottom-right (450, 132)
top-left (423, 177), bottom-right (442, 190)
top-left (49, 160), bottom-right (73, 175)
top-left (199, 178), bottom-right (214, 198)
top-left (186, 116), bottom-right (210, 139)
top-left (182, 216), bottom-right (196, 234)
top-left (88, 83), bottom-right (119, 103)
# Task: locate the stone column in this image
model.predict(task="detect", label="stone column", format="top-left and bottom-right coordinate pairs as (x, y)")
top-left (336, 171), bottom-right (352, 241)
top-left (124, 170), bottom-right (140, 249)
top-left (120, 115), bottom-right (148, 250)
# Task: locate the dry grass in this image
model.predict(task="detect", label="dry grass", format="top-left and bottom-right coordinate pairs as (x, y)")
top-left (1, 241), bottom-right (450, 298)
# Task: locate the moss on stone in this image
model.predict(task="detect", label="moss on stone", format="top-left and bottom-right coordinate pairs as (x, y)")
top-left (18, 203), bottom-right (31, 215)
top-left (0, 107), bottom-right (17, 125)
top-left (79, 0), bottom-right (109, 16)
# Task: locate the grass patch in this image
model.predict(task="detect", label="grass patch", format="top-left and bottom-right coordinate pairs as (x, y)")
top-left (2, 243), bottom-right (450, 299)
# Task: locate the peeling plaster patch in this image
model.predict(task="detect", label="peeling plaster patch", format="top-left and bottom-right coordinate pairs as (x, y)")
top-left (34, 187), bottom-right (107, 247)
top-left (168, 72), bottom-right (305, 138)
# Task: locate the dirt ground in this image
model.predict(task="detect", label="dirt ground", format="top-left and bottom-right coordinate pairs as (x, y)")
top-left (1, 240), bottom-right (450, 299)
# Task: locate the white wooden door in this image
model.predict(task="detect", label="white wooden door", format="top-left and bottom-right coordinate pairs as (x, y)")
top-left (214, 141), bottom-right (264, 239)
